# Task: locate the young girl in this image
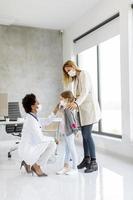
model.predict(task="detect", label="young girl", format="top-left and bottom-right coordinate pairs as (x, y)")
top-left (56, 91), bottom-right (79, 175)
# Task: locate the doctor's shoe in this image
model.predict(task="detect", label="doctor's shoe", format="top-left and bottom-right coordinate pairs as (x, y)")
top-left (84, 160), bottom-right (98, 173)
top-left (20, 160), bottom-right (32, 173)
top-left (77, 157), bottom-right (90, 169)
top-left (31, 164), bottom-right (48, 177)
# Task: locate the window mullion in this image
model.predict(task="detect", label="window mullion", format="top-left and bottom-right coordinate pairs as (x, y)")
top-left (97, 45), bottom-right (102, 134)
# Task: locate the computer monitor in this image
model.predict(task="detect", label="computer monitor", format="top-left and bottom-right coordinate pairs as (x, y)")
top-left (0, 93), bottom-right (8, 119)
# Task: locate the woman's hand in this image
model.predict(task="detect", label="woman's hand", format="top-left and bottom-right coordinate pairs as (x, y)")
top-left (66, 102), bottom-right (78, 110)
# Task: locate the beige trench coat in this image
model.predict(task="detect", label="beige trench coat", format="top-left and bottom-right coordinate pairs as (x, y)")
top-left (73, 70), bottom-right (101, 126)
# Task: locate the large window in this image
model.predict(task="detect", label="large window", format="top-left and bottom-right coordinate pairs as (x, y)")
top-left (78, 46), bottom-right (98, 99)
top-left (78, 35), bottom-right (122, 137)
top-left (78, 46), bottom-right (98, 132)
top-left (100, 36), bottom-right (121, 135)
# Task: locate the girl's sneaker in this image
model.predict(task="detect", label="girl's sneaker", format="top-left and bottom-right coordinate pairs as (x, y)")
top-left (65, 169), bottom-right (78, 175)
top-left (56, 167), bottom-right (69, 175)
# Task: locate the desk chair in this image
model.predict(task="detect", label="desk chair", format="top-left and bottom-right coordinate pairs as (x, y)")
top-left (5, 102), bottom-right (23, 158)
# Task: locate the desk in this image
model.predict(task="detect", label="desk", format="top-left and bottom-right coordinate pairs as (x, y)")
top-left (41, 117), bottom-right (62, 157)
top-left (0, 119), bottom-right (24, 125)
top-left (0, 119), bottom-right (24, 135)
top-left (40, 117), bottom-right (62, 139)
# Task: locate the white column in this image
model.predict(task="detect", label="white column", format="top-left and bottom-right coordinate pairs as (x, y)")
top-left (128, 3), bottom-right (133, 142)
top-left (120, 1), bottom-right (132, 143)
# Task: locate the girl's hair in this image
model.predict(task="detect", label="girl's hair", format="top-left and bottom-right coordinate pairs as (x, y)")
top-left (63, 60), bottom-right (81, 85)
top-left (22, 93), bottom-right (36, 113)
top-left (60, 91), bottom-right (75, 103)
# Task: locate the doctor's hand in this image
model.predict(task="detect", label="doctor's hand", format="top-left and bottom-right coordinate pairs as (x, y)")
top-left (53, 103), bottom-right (60, 115)
top-left (66, 102), bottom-right (78, 110)
top-left (55, 138), bottom-right (60, 145)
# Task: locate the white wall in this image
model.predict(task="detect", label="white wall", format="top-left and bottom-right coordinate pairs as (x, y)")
top-left (0, 26), bottom-right (63, 117)
top-left (63, 0), bottom-right (133, 160)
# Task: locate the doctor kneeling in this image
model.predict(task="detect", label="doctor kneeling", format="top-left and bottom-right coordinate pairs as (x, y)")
top-left (18, 93), bottom-right (57, 177)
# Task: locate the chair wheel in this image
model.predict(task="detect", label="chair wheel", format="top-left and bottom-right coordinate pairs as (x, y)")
top-left (8, 152), bottom-right (11, 158)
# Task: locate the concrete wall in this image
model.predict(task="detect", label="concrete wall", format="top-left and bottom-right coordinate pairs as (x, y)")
top-left (63, 0), bottom-right (133, 160)
top-left (0, 25), bottom-right (63, 117)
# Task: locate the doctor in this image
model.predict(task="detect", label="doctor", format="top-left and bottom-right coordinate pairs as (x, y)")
top-left (18, 93), bottom-right (57, 177)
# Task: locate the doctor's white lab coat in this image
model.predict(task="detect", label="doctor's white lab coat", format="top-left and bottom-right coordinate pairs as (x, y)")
top-left (18, 113), bottom-right (55, 165)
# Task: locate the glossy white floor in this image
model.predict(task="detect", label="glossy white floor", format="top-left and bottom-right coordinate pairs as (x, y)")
top-left (0, 138), bottom-right (133, 200)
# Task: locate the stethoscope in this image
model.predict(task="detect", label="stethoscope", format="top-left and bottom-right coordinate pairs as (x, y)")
top-left (29, 112), bottom-right (38, 121)
top-left (29, 113), bottom-right (41, 128)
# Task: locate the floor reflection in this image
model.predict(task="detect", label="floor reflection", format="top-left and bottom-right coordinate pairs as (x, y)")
top-left (0, 140), bottom-right (133, 200)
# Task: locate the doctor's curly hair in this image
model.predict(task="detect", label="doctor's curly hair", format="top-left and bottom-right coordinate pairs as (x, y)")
top-left (22, 93), bottom-right (36, 113)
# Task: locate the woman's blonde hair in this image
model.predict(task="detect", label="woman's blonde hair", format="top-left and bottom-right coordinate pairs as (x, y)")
top-left (60, 91), bottom-right (75, 103)
top-left (63, 60), bottom-right (81, 85)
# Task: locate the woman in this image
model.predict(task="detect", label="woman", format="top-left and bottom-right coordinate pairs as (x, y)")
top-left (63, 60), bottom-right (101, 173)
top-left (18, 93), bottom-right (57, 177)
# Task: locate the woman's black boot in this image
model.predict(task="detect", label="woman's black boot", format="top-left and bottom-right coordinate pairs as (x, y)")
top-left (84, 160), bottom-right (98, 173)
top-left (77, 157), bottom-right (90, 169)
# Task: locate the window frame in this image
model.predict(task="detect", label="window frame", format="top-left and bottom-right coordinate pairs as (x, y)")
top-left (77, 39), bottom-right (122, 139)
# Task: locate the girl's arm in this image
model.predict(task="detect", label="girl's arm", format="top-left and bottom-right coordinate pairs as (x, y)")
top-left (65, 109), bottom-right (78, 133)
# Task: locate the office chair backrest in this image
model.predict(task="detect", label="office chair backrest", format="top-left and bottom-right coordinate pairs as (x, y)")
top-left (6, 102), bottom-right (23, 135)
top-left (8, 102), bottom-right (21, 120)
